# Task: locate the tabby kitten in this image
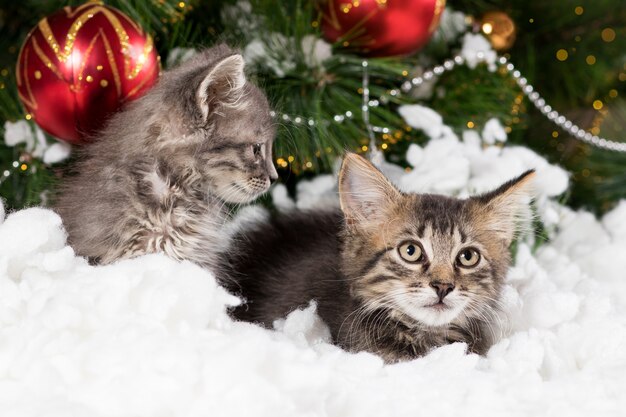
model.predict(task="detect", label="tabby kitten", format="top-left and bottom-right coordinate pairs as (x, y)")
top-left (56, 44), bottom-right (277, 270)
top-left (223, 153), bottom-right (534, 363)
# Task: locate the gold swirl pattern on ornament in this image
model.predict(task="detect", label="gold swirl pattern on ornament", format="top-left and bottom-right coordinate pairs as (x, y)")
top-left (124, 59), bottom-right (159, 101)
top-left (99, 29), bottom-right (123, 96)
top-left (31, 37), bottom-right (64, 80)
top-left (17, 47), bottom-right (38, 110)
top-left (429, 0), bottom-right (446, 33)
top-left (70, 29), bottom-right (103, 93)
top-left (37, 3), bottom-right (152, 83)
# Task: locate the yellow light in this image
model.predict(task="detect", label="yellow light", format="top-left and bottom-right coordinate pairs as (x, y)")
top-left (482, 23), bottom-right (493, 35)
top-left (342, 41), bottom-right (350, 47)
top-left (276, 158), bottom-right (285, 165)
top-left (96, 65), bottom-right (104, 71)
top-left (402, 70), bottom-right (408, 76)
top-left (582, 169), bottom-right (591, 177)
top-left (34, 71), bottom-right (42, 79)
top-left (574, 6), bottom-right (584, 15)
top-left (552, 131), bottom-right (559, 138)
top-left (305, 161), bottom-right (313, 169)
top-left (620, 73), bottom-right (626, 82)
top-left (311, 21), bottom-right (319, 28)
top-left (586, 55), bottom-right (596, 65)
top-left (466, 121), bottom-right (475, 129)
top-left (556, 49), bottom-right (568, 61)
top-left (100, 79), bottom-right (108, 87)
top-left (20, 164), bottom-right (28, 171)
top-left (381, 143), bottom-right (388, 150)
top-left (593, 100), bottom-right (603, 110)
top-left (361, 145), bottom-right (368, 152)
top-left (178, 2), bottom-right (185, 8)
top-left (575, 35), bottom-right (581, 42)
top-left (25, 114), bottom-right (32, 120)
top-left (0, 68), bottom-right (8, 77)
top-left (601, 28), bottom-right (616, 42)
top-left (609, 89), bottom-right (618, 98)
top-left (287, 156), bottom-right (295, 162)
top-left (86, 75), bottom-right (93, 82)
top-left (529, 18), bottom-right (534, 23)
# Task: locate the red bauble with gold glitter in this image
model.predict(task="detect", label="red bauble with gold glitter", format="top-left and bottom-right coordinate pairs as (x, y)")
top-left (15, 1), bottom-right (160, 144)
top-left (321, 0), bottom-right (445, 57)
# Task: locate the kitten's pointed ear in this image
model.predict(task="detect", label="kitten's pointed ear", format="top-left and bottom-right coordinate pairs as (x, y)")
top-left (197, 54), bottom-right (246, 119)
top-left (338, 153), bottom-right (402, 227)
top-left (471, 170), bottom-right (536, 245)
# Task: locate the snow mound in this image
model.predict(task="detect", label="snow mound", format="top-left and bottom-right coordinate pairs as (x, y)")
top-left (2, 140), bottom-right (626, 416)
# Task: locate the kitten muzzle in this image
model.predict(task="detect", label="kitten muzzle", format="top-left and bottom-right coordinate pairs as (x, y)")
top-left (430, 281), bottom-right (455, 301)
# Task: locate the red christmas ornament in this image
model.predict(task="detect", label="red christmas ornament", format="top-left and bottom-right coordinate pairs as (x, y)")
top-left (321, 0), bottom-right (446, 57)
top-left (15, 1), bottom-right (160, 144)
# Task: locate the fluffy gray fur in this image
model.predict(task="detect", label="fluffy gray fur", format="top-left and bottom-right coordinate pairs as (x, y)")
top-left (56, 44), bottom-right (277, 270)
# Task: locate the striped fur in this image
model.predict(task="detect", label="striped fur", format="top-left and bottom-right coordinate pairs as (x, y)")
top-left (223, 154), bottom-right (535, 362)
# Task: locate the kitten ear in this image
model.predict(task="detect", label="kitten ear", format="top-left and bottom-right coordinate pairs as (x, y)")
top-left (471, 170), bottom-right (536, 245)
top-left (338, 153), bottom-right (402, 227)
top-left (197, 54), bottom-right (247, 119)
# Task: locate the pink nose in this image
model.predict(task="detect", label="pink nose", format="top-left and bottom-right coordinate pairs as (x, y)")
top-left (430, 282), bottom-right (454, 301)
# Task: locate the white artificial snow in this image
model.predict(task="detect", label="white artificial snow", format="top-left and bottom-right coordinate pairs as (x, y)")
top-left (43, 142), bottom-right (72, 165)
top-left (243, 34), bottom-right (296, 78)
top-left (433, 8), bottom-right (468, 43)
top-left (4, 120), bottom-right (71, 164)
top-left (4, 120), bottom-right (34, 148)
top-left (398, 104), bottom-right (457, 141)
top-left (221, 0), bottom-right (261, 36)
top-left (300, 35), bottom-right (332, 69)
top-left (1, 139), bottom-right (626, 416)
top-left (461, 33), bottom-right (498, 72)
top-left (482, 118), bottom-right (507, 144)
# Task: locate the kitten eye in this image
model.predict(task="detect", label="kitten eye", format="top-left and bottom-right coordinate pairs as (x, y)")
top-left (252, 143), bottom-right (262, 157)
top-left (398, 242), bottom-right (424, 263)
top-left (457, 248), bottom-right (480, 268)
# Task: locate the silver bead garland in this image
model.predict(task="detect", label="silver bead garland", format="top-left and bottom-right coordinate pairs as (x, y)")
top-left (0, 160), bottom-right (21, 186)
top-left (272, 52), bottom-right (626, 153)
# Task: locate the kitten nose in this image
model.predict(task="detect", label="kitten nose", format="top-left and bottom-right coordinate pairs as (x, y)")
top-left (430, 281), bottom-right (455, 301)
top-left (267, 161), bottom-right (279, 182)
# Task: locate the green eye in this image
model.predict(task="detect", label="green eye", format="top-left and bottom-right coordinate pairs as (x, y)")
top-left (457, 248), bottom-right (480, 268)
top-left (398, 242), bottom-right (424, 263)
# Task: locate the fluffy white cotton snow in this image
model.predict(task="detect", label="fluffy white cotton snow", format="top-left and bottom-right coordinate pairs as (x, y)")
top-left (1, 139), bottom-right (626, 416)
top-left (3, 120), bottom-right (71, 164)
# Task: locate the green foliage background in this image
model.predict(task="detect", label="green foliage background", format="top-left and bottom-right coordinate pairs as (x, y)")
top-left (0, 0), bottom-right (624, 212)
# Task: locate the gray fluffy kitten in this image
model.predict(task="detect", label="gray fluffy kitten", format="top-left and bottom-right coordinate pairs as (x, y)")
top-left (56, 45), bottom-right (277, 269)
